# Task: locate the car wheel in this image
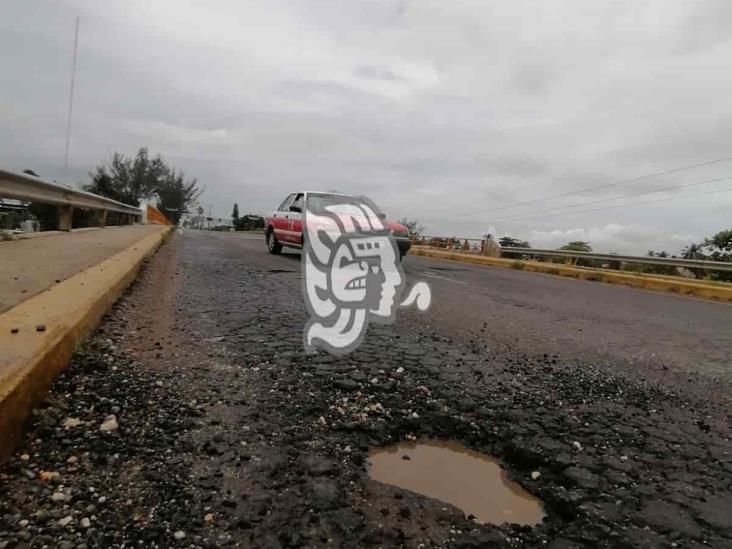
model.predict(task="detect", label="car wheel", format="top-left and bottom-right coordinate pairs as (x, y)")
top-left (267, 229), bottom-right (282, 254)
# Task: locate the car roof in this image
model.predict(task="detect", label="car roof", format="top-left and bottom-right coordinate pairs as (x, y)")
top-left (301, 191), bottom-right (354, 197)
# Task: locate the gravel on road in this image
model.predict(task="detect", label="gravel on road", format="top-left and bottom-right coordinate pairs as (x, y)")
top-left (1, 231), bottom-right (730, 548)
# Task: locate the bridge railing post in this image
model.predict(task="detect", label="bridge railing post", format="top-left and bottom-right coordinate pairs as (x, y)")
top-left (58, 206), bottom-right (73, 231)
top-left (95, 209), bottom-right (108, 227)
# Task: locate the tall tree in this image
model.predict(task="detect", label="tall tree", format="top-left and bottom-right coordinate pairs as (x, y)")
top-left (397, 218), bottom-right (425, 235)
top-left (156, 169), bottom-right (201, 225)
top-left (85, 148), bottom-right (200, 225)
top-left (703, 229), bottom-right (732, 255)
top-left (232, 203), bottom-right (240, 221)
top-left (701, 228), bottom-right (732, 281)
top-left (499, 236), bottom-right (530, 248)
top-left (681, 242), bottom-right (704, 260)
top-left (86, 148), bottom-right (167, 206)
top-left (559, 241), bottom-right (592, 252)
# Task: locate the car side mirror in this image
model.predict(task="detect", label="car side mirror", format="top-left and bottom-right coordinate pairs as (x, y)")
top-left (289, 205), bottom-right (302, 213)
top-left (377, 213), bottom-right (386, 220)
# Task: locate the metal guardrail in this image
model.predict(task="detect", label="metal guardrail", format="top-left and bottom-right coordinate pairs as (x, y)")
top-left (411, 235), bottom-right (732, 273)
top-left (410, 235), bottom-right (484, 251)
top-left (0, 168), bottom-right (142, 231)
top-left (500, 247), bottom-right (732, 272)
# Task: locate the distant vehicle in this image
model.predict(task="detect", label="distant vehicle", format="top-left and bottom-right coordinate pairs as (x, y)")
top-left (264, 192), bottom-right (411, 259)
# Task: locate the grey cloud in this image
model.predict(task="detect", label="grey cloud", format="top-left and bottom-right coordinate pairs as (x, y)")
top-left (1, 0), bottom-right (731, 254)
top-left (676, 0), bottom-right (732, 53)
top-left (508, 61), bottom-right (554, 96)
top-left (354, 66), bottom-right (403, 82)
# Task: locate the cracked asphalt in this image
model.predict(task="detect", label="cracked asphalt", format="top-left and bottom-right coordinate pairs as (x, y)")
top-left (1, 230), bottom-right (730, 548)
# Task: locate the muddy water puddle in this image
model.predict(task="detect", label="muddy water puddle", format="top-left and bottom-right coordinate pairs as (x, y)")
top-left (368, 440), bottom-right (545, 525)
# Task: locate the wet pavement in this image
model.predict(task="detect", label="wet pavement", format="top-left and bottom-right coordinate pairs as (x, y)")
top-left (1, 230), bottom-right (731, 548)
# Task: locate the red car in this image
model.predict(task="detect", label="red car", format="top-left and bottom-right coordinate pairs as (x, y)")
top-left (264, 191), bottom-right (411, 259)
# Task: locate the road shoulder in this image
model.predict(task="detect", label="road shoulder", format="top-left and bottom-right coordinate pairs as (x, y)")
top-left (0, 225), bottom-right (170, 459)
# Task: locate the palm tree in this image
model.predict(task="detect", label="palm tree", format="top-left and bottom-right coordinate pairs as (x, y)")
top-left (682, 242), bottom-right (704, 260)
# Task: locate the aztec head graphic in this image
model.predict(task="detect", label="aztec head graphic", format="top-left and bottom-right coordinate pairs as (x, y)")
top-left (302, 194), bottom-right (431, 354)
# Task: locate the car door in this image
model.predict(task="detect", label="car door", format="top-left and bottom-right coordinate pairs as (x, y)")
top-left (288, 192), bottom-right (305, 246)
top-left (272, 194), bottom-right (295, 242)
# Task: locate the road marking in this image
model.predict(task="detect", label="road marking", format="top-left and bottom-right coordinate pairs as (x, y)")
top-left (422, 270), bottom-right (468, 285)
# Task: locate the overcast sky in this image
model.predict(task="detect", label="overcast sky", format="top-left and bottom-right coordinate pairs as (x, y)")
top-left (2, 0), bottom-right (731, 253)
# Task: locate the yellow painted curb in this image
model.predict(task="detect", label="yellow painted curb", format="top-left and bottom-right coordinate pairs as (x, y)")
top-left (0, 226), bottom-right (171, 459)
top-left (411, 246), bottom-right (732, 302)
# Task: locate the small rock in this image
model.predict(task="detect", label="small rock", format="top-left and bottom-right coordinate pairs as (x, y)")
top-left (204, 513), bottom-right (214, 524)
top-left (58, 515), bottom-right (73, 527)
top-left (395, 367), bottom-right (405, 374)
top-left (51, 491), bottom-right (68, 502)
top-left (36, 324), bottom-right (47, 332)
top-left (571, 441), bottom-right (582, 451)
top-left (10, 327), bottom-right (19, 334)
top-left (19, 519), bottom-right (29, 527)
top-left (62, 417), bottom-right (81, 430)
top-left (67, 456), bottom-right (78, 464)
top-left (317, 416), bottom-right (326, 426)
top-left (39, 470), bottom-right (60, 482)
top-left (173, 530), bottom-right (186, 540)
top-left (20, 453), bottom-right (30, 461)
top-left (619, 455), bottom-right (628, 461)
top-left (100, 415), bottom-right (118, 432)
top-left (80, 517), bottom-right (91, 528)
top-left (531, 471), bottom-right (541, 480)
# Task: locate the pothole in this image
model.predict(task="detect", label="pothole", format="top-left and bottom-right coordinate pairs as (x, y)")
top-left (368, 439), bottom-right (545, 526)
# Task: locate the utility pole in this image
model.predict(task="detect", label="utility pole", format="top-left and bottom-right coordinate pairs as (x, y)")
top-left (64, 16), bottom-right (80, 179)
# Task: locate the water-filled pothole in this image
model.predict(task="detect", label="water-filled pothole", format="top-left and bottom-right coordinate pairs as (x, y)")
top-left (368, 440), bottom-right (545, 525)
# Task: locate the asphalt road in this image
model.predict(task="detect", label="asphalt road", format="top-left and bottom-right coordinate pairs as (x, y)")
top-left (405, 250), bottom-right (732, 386)
top-left (219, 232), bottom-right (732, 391)
top-left (1, 230), bottom-right (730, 548)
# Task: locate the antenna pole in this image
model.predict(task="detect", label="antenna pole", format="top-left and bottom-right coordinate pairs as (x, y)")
top-left (64, 16), bottom-right (80, 178)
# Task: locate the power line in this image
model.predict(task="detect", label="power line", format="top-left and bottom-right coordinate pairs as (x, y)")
top-left (483, 187), bottom-right (732, 225)
top-left (482, 175), bottom-right (732, 224)
top-left (458, 156), bottom-right (732, 218)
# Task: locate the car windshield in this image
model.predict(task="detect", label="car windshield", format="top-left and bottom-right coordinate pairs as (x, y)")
top-left (305, 193), bottom-right (349, 211)
top-left (306, 193), bottom-right (387, 226)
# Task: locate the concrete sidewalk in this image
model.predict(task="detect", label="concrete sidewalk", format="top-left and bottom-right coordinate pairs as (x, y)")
top-left (0, 225), bottom-right (164, 314)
